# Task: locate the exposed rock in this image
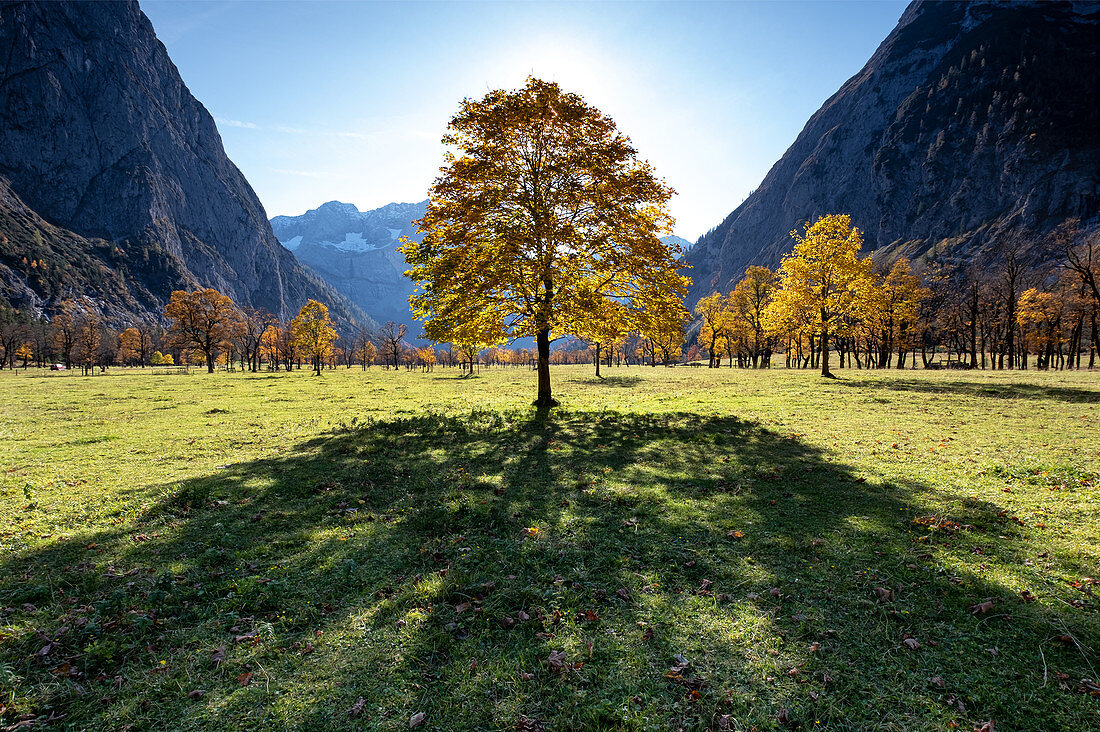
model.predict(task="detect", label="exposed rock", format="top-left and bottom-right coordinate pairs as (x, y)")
top-left (0, 0), bottom-right (365, 326)
top-left (686, 0), bottom-right (1100, 303)
top-left (271, 200), bottom-right (426, 335)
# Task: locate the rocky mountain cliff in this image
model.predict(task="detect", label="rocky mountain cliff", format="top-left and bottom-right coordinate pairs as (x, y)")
top-left (0, 0), bottom-right (364, 326)
top-left (686, 0), bottom-right (1100, 303)
top-left (271, 200), bottom-right (426, 336)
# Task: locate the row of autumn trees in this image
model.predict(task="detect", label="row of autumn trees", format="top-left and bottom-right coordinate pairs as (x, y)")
top-left (0, 293), bottom-right (340, 375)
top-left (694, 215), bottom-right (1100, 375)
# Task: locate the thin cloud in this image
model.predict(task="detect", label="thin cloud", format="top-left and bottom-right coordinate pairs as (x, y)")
top-left (215, 117), bottom-right (260, 129)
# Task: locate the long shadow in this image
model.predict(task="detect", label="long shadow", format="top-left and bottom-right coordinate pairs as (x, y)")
top-left (840, 377), bottom-right (1100, 404)
top-left (1, 411), bottom-right (1096, 730)
top-left (566, 375), bottom-right (644, 388)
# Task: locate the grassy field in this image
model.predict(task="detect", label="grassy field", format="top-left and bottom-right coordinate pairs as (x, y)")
top-left (1, 364), bottom-right (1098, 731)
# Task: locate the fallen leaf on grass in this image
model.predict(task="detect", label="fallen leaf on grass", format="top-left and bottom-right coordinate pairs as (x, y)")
top-left (187, 690), bottom-right (205, 700)
top-left (930, 676), bottom-right (946, 689)
top-left (237, 671), bottom-right (253, 686)
top-left (517, 611), bottom-right (530, 622)
top-left (1076, 679), bottom-right (1100, 696)
top-left (727, 530), bottom-right (745, 540)
top-left (969, 599), bottom-right (994, 615)
top-left (212, 644), bottom-right (226, 667)
top-left (616, 588), bottom-right (630, 601)
top-left (409, 711), bottom-right (425, 728)
top-left (874, 587), bottom-right (895, 602)
top-left (547, 650), bottom-right (567, 672)
top-left (974, 722), bottom-right (994, 732)
top-left (454, 602), bottom-right (471, 614)
top-left (348, 697), bottom-right (366, 718)
top-left (902, 638), bottom-right (921, 650)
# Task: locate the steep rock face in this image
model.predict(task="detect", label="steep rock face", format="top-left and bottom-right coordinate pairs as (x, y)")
top-left (271, 201), bottom-right (426, 334)
top-left (0, 0), bottom-right (363, 325)
top-left (687, 0), bottom-right (1100, 303)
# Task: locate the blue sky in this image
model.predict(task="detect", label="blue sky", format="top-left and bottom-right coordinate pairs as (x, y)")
top-left (142, 0), bottom-right (909, 241)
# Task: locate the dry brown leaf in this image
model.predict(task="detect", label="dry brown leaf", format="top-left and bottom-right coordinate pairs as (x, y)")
top-left (348, 697), bottom-right (366, 718)
top-left (547, 650), bottom-right (567, 672)
top-left (903, 638), bottom-right (921, 650)
top-left (409, 711), bottom-right (426, 728)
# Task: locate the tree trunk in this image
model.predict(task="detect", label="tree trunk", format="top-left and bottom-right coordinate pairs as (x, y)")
top-left (820, 323), bottom-right (834, 378)
top-left (535, 327), bottom-right (557, 407)
top-left (595, 342), bottom-right (602, 378)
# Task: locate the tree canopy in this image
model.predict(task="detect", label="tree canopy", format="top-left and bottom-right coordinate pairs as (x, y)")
top-left (291, 299), bottom-right (338, 376)
top-left (764, 214), bottom-right (874, 378)
top-left (164, 288), bottom-right (241, 373)
top-left (402, 77), bottom-right (690, 406)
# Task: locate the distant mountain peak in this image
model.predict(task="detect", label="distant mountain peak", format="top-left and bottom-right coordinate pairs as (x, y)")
top-left (271, 199), bottom-right (427, 337)
top-left (318, 200), bottom-right (361, 215)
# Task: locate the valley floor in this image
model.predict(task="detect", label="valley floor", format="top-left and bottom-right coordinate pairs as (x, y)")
top-left (0, 365), bottom-right (1098, 730)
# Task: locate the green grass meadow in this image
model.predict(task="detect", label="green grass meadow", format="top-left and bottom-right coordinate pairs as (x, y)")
top-left (1, 365), bottom-right (1098, 730)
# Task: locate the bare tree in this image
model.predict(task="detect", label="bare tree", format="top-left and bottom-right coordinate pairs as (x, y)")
top-left (377, 321), bottom-right (407, 369)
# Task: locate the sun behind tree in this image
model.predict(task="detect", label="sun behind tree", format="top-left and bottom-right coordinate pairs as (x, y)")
top-left (402, 77), bottom-right (690, 407)
top-left (291, 300), bottom-right (338, 376)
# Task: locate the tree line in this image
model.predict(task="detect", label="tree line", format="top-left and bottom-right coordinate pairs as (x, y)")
top-left (692, 215), bottom-right (1100, 375)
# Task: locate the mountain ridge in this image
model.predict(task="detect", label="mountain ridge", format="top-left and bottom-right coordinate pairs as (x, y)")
top-left (271, 199), bottom-right (428, 333)
top-left (0, 0), bottom-right (366, 327)
top-left (686, 0), bottom-right (1100, 303)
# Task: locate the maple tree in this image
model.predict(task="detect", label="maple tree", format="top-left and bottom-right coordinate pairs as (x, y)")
top-left (377, 321), bottom-right (407, 369)
top-left (359, 339), bottom-right (377, 369)
top-left (403, 77), bottom-right (690, 406)
top-left (75, 310), bottom-right (102, 375)
top-left (118, 323), bottom-right (155, 367)
top-left (728, 265), bottom-right (777, 368)
top-left (164, 288), bottom-right (241, 373)
top-left (290, 299), bottom-right (338, 376)
top-left (871, 257), bottom-right (929, 368)
top-left (573, 298), bottom-right (630, 377)
top-left (235, 307), bottom-right (276, 372)
top-left (765, 214), bottom-right (874, 377)
top-left (694, 293), bottom-right (729, 368)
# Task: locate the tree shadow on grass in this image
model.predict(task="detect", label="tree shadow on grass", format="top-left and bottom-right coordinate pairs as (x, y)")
top-left (1, 411), bottom-right (1097, 731)
top-left (565, 375), bottom-right (644, 388)
top-left (839, 377), bottom-right (1100, 404)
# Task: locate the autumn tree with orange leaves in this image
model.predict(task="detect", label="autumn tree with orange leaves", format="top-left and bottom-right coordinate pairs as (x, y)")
top-left (164, 288), bottom-right (241, 373)
top-left (403, 77), bottom-right (690, 407)
top-left (291, 300), bottom-right (338, 376)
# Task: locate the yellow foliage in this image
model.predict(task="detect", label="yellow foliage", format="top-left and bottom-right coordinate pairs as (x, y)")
top-left (764, 214), bottom-right (874, 376)
top-left (291, 300), bottom-right (338, 375)
top-left (402, 77), bottom-right (690, 404)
